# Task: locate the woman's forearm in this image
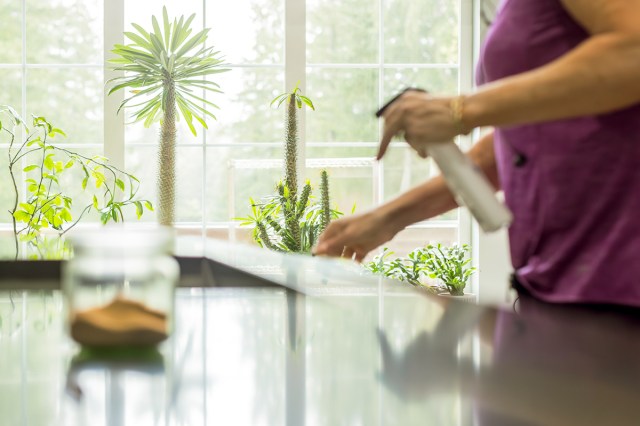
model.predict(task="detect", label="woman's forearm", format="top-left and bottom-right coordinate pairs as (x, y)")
top-left (464, 33), bottom-right (640, 128)
top-left (380, 132), bottom-right (498, 233)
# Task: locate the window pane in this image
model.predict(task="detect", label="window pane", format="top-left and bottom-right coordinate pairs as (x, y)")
top-left (26, 0), bottom-right (102, 64)
top-left (124, 146), bottom-right (158, 223)
top-left (0, 148), bottom-right (13, 224)
top-left (383, 67), bottom-right (458, 98)
top-left (306, 147), bottom-right (378, 214)
top-left (125, 0), bottom-right (203, 32)
top-left (208, 0), bottom-right (284, 65)
top-left (0, 1), bottom-right (22, 63)
top-left (206, 146), bottom-right (284, 222)
top-left (124, 112), bottom-right (205, 146)
top-left (26, 68), bottom-right (103, 144)
top-left (377, 226), bottom-right (459, 260)
top-left (0, 70), bottom-right (22, 109)
top-left (125, 146), bottom-right (205, 223)
top-left (382, 146), bottom-right (458, 221)
top-left (206, 67), bottom-right (285, 144)
top-left (176, 147), bottom-right (204, 222)
top-left (383, 146), bottom-right (436, 199)
top-left (307, 0), bottom-right (378, 64)
top-left (384, 0), bottom-right (459, 64)
top-left (0, 234), bottom-right (16, 259)
top-left (306, 68), bottom-right (378, 143)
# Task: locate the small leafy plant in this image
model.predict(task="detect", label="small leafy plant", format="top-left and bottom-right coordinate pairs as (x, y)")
top-left (365, 244), bottom-right (475, 296)
top-left (2, 105), bottom-right (152, 260)
top-left (236, 84), bottom-right (342, 254)
top-left (422, 244), bottom-right (475, 296)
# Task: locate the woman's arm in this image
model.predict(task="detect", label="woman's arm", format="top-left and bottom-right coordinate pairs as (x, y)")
top-left (314, 132), bottom-right (498, 259)
top-left (380, 132), bottom-right (499, 233)
top-left (376, 0), bottom-right (640, 159)
top-left (464, 0), bottom-right (640, 129)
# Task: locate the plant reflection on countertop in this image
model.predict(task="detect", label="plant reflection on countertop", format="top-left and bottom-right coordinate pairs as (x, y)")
top-left (365, 244), bottom-right (476, 296)
top-left (1, 105), bottom-right (153, 260)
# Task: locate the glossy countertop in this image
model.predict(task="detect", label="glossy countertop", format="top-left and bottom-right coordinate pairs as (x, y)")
top-left (2, 238), bottom-right (640, 426)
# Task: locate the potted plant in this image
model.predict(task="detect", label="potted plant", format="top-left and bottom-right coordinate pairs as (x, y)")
top-left (422, 243), bottom-right (476, 300)
top-left (236, 84), bottom-right (342, 254)
top-left (365, 243), bottom-right (476, 301)
top-left (107, 7), bottom-right (228, 226)
top-left (1, 105), bottom-right (152, 260)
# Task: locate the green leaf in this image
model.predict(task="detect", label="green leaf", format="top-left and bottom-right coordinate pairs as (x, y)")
top-left (81, 176), bottom-right (88, 190)
top-left (124, 31), bottom-right (154, 51)
top-left (115, 178), bottom-right (125, 191)
top-left (49, 128), bottom-right (66, 137)
top-left (162, 6), bottom-right (171, 48)
top-left (60, 208), bottom-right (72, 222)
top-left (144, 200), bottom-right (154, 211)
top-left (299, 95), bottom-right (315, 110)
top-left (43, 154), bottom-right (54, 170)
top-left (93, 171), bottom-right (105, 188)
top-left (19, 203), bottom-right (35, 214)
top-left (23, 165), bottom-right (38, 172)
top-left (92, 195), bottom-right (99, 209)
top-left (134, 201), bottom-right (143, 219)
top-left (13, 210), bottom-right (31, 222)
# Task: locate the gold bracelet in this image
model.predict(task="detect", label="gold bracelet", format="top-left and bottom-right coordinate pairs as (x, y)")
top-left (450, 95), bottom-right (471, 135)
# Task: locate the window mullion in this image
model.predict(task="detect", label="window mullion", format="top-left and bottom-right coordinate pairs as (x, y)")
top-left (285, 0), bottom-right (307, 187)
top-left (104, 0), bottom-right (125, 169)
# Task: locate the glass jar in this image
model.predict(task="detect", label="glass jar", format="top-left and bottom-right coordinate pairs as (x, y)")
top-left (62, 227), bottom-right (179, 347)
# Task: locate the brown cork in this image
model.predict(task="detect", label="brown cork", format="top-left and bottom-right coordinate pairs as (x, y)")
top-left (70, 297), bottom-right (168, 347)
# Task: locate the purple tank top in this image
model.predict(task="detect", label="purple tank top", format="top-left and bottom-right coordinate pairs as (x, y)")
top-left (477, 0), bottom-right (640, 306)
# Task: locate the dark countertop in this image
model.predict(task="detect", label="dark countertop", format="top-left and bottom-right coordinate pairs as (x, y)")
top-left (1, 238), bottom-right (640, 426)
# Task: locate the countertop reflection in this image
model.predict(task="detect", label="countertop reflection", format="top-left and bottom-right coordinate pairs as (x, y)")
top-left (2, 239), bottom-right (640, 426)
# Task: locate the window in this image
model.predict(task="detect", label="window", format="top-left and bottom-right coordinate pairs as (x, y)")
top-left (0, 0), bottom-right (472, 259)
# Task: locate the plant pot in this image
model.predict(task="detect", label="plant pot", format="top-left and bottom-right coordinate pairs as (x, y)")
top-left (437, 292), bottom-right (477, 303)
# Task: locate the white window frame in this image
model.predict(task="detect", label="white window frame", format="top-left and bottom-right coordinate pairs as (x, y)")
top-left (0, 0), bottom-right (477, 259)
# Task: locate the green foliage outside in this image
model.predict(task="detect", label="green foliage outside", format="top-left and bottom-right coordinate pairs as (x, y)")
top-left (1, 106), bottom-right (151, 260)
top-left (108, 6), bottom-right (228, 226)
top-left (237, 85), bottom-right (342, 253)
top-left (366, 243), bottom-right (475, 296)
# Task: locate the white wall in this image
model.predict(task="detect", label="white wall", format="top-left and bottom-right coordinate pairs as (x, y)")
top-left (472, 0), bottom-right (513, 306)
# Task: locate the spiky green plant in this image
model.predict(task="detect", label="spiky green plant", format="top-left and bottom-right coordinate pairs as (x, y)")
top-left (237, 86), bottom-right (342, 253)
top-left (271, 81), bottom-right (315, 201)
top-left (107, 7), bottom-right (228, 226)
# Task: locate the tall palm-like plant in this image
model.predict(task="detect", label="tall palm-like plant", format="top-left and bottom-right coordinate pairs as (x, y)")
top-left (107, 7), bottom-right (228, 226)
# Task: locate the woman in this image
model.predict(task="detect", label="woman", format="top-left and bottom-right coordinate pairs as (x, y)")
top-left (314, 0), bottom-right (640, 306)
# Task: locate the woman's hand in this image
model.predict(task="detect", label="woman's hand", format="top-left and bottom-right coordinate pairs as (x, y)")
top-left (313, 210), bottom-right (399, 262)
top-left (377, 91), bottom-right (467, 160)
